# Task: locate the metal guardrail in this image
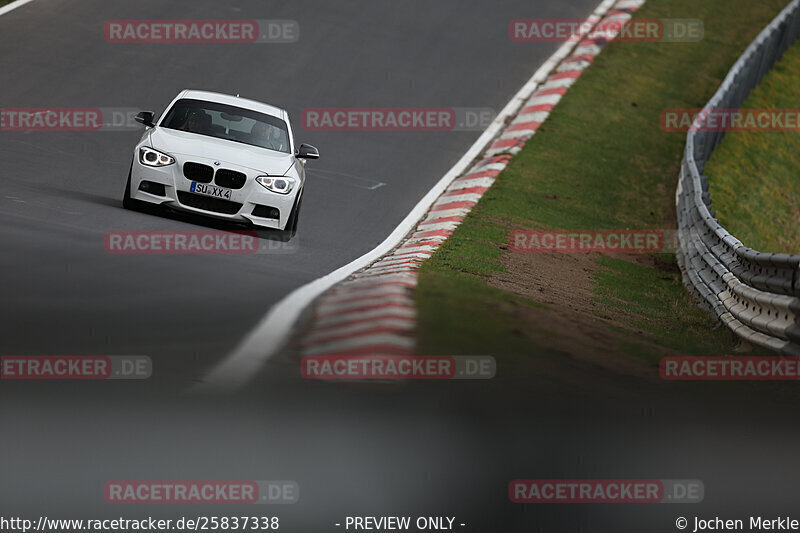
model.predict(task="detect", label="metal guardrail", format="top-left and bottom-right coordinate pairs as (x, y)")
top-left (676, 0), bottom-right (800, 355)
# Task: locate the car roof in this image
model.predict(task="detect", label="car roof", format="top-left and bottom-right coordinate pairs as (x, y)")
top-left (176, 90), bottom-right (288, 121)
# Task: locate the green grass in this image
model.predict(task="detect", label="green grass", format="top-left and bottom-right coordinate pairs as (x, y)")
top-left (417, 0), bottom-right (787, 366)
top-left (416, 271), bottom-right (547, 357)
top-left (705, 41), bottom-right (800, 253)
top-left (591, 256), bottom-right (738, 359)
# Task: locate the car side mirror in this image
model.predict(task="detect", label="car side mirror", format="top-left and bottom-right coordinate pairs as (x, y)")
top-left (296, 143), bottom-right (319, 160)
top-left (134, 111), bottom-right (156, 128)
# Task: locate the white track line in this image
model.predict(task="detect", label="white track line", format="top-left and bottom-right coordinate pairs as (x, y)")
top-left (196, 0), bottom-right (619, 392)
top-left (0, 0), bottom-right (36, 17)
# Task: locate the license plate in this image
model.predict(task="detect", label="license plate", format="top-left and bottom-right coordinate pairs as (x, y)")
top-left (190, 182), bottom-right (232, 200)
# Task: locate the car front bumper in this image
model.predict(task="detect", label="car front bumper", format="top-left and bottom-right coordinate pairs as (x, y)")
top-left (130, 154), bottom-right (298, 230)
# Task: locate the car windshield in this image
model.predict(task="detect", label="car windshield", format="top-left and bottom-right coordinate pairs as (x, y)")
top-left (160, 98), bottom-right (291, 154)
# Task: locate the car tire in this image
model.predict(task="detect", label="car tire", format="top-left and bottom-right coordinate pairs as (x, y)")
top-left (122, 166), bottom-right (149, 211)
top-left (276, 191), bottom-right (302, 242)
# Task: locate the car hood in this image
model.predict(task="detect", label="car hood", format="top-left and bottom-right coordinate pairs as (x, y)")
top-left (148, 127), bottom-right (294, 176)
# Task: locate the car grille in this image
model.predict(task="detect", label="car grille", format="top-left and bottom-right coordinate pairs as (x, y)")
top-left (177, 192), bottom-right (242, 215)
top-left (214, 169), bottom-right (247, 189)
top-left (183, 162), bottom-right (214, 183)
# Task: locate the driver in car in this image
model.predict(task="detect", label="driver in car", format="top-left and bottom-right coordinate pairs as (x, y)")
top-left (251, 122), bottom-right (286, 151)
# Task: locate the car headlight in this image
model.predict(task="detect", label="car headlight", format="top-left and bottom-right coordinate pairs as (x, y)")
top-left (256, 176), bottom-right (295, 194)
top-left (139, 146), bottom-right (175, 167)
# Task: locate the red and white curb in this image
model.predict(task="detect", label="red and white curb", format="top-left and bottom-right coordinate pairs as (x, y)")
top-left (293, 0), bottom-right (647, 365)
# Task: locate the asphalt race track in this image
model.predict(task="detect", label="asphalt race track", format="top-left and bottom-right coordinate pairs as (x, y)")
top-left (0, 0), bottom-right (599, 384)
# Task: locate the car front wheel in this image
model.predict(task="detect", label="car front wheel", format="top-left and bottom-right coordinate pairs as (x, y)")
top-left (122, 166), bottom-right (149, 211)
top-left (276, 191), bottom-right (302, 242)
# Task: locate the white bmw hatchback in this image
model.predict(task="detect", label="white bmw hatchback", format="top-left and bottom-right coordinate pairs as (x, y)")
top-left (123, 89), bottom-right (318, 234)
